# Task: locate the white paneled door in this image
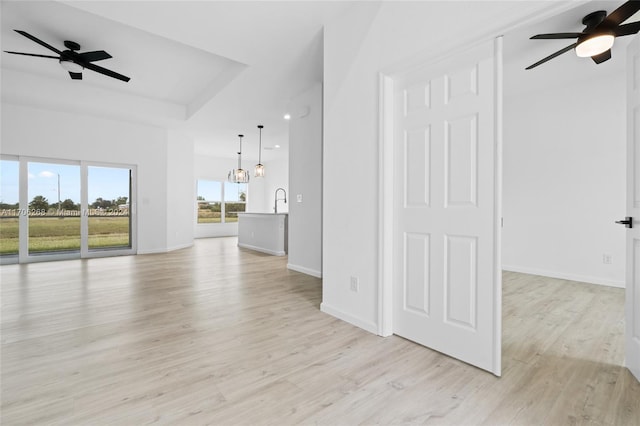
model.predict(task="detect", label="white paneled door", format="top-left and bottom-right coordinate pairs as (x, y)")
top-left (392, 38), bottom-right (502, 375)
top-left (626, 34), bottom-right (640, 383)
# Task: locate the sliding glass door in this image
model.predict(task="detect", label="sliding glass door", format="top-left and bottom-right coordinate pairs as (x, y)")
top-left (87, 166), bottom-right (132, 251)
top-left (0, 156), bottom-right (136, 264)
top-left (27, 161), bottom-right (81, 255)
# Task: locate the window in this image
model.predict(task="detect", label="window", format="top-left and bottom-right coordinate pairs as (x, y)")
top-left (197, 180), bottom-right (247, 224)
top-left (224, 181), bottom-right (247, 222)
top-left (197, 180), bottom-right (222, 223)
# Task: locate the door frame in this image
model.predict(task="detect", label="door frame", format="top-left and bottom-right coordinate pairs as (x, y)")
top-left (81, 160), bottom-right (138, 259)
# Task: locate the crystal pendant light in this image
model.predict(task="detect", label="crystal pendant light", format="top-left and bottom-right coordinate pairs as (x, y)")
top-left (228, 134), bottom-right (249, 183)
top-left (255, 125), bottom-right (265, 178)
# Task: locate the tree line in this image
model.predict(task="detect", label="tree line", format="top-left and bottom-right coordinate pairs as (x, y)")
top-left (198, 201), bottom-right (246, 213)
top-left (0, 195), bottom-right (129, 211)
top-left (197, 191), bottom-right (246, 213)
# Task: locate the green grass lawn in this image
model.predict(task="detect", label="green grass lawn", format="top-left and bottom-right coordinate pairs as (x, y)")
top-left (197, 210), bottom-right (240, 224)
top-left (197, 217), bottom-right (239, 223)
top-left (0, 217), bottom-right (130, 255)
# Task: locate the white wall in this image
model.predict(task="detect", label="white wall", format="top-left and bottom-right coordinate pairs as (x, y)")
top-left (322, 2), bottom-right (381, 331)
top-left (288, 83), bottom-right (322, 277)
top-left (322, 2), bottom-right (567, 333)
top-left (1, 103), bottom-right (170, 254)
top-left (503, 72), bottom-right (626, 287)
top-left (248, 155), bottom-right (289, 214)
top-left (167, 130), bottom-right (195, 251)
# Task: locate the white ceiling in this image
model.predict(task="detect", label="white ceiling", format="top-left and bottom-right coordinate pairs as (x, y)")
top-left (1, 1), bottom-right (352, 161)
top-left (1, 1), bottom-right (247, 115)
top-left (2, 1), bottom-right (638, 161)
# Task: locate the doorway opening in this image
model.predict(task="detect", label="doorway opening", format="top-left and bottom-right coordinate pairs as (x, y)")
top-left (377, 0), bottom-right (636, 379)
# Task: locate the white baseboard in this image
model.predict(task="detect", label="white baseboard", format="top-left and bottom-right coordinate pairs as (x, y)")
top-left (138, 242), bottom-right (193, 255)
top-left (502, 264), bottom-right (625, 289)
top-left (166, 242), bottom-right (193, 252)
top-left (138, 247), bottom-right (167, 255)
top-left (238, 243), bottom-right (286, 256)
top-left (287, 263), bottom-right (322, 278)
top-left (320, 303), bottom-right (379, 335)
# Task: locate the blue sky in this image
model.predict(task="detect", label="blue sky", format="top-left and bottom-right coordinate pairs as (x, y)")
top-left (198, 180), bottom-right (247, 202)
top-left (1, 160), bottom-right (248, 205)
top-left (0, 160), bottom-right (19, 204)
top-left (0, 160), bottom-right (130, 205)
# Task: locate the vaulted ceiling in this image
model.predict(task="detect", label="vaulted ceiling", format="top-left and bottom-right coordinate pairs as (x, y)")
top-left (1, 1), bottom-right (351, 161)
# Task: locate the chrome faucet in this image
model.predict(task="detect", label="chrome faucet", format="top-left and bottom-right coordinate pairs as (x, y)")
top-left (274, 188), bottom-right (287, 213)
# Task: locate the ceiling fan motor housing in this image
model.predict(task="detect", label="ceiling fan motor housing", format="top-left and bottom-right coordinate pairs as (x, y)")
top-left (582, 10), bottom-right (607, 29)
top-left (577, 10), bottom-right (616, 58)
top-left (577, 10), bottom-right (615, 53)
top-left (63, 40), bottom-right (80, 51)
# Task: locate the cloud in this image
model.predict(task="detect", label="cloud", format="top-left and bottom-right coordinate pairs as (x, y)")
top-left (28, 173), bottom-right (35, 179)
top-left (38, 171), bottom-right (56, 178)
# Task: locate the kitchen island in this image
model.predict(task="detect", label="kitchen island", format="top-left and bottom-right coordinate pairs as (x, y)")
top-left (237, 213), bottom-right (288, 256)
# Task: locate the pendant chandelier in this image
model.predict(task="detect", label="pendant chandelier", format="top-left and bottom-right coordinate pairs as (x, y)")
top-left (228, 134), bottom-right (249, 183)
top-left (255, 125), bottom-right (265, 178)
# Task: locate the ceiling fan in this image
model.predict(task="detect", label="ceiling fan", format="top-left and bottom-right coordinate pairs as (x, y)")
top-left (3, 30), bottom-right (130, 82)
top-left (526, 0), bottom-right (640, 70)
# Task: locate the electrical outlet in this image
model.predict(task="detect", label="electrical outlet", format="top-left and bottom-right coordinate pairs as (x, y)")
top-left (297, 194), bottom-right (303, 203)
top-left (350, 276), bottom-right (359, 292)
top-left (603, 254), bottom-right (612, 264)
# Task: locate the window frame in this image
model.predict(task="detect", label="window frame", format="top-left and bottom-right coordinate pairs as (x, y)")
top-left (196, 179), bottom-right (247, 225)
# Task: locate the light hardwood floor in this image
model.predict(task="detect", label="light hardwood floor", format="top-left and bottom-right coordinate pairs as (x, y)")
top-left (1, 237), bottom-right (639, 425)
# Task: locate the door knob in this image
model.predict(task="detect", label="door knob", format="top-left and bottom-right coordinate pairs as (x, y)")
top-left (615, 217), bottom-right (633, 228)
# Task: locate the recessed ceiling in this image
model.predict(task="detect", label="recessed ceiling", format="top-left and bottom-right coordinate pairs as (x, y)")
top-left (1, 1), bottom-right (246, 118)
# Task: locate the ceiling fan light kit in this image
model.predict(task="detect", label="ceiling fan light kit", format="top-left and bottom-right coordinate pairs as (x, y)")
top-left (526, 1), bottom-right (640, 69)
top-left (59, 59), bottom-right (83, 73)
top-left (575, 34), bottom-right (615, 57)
